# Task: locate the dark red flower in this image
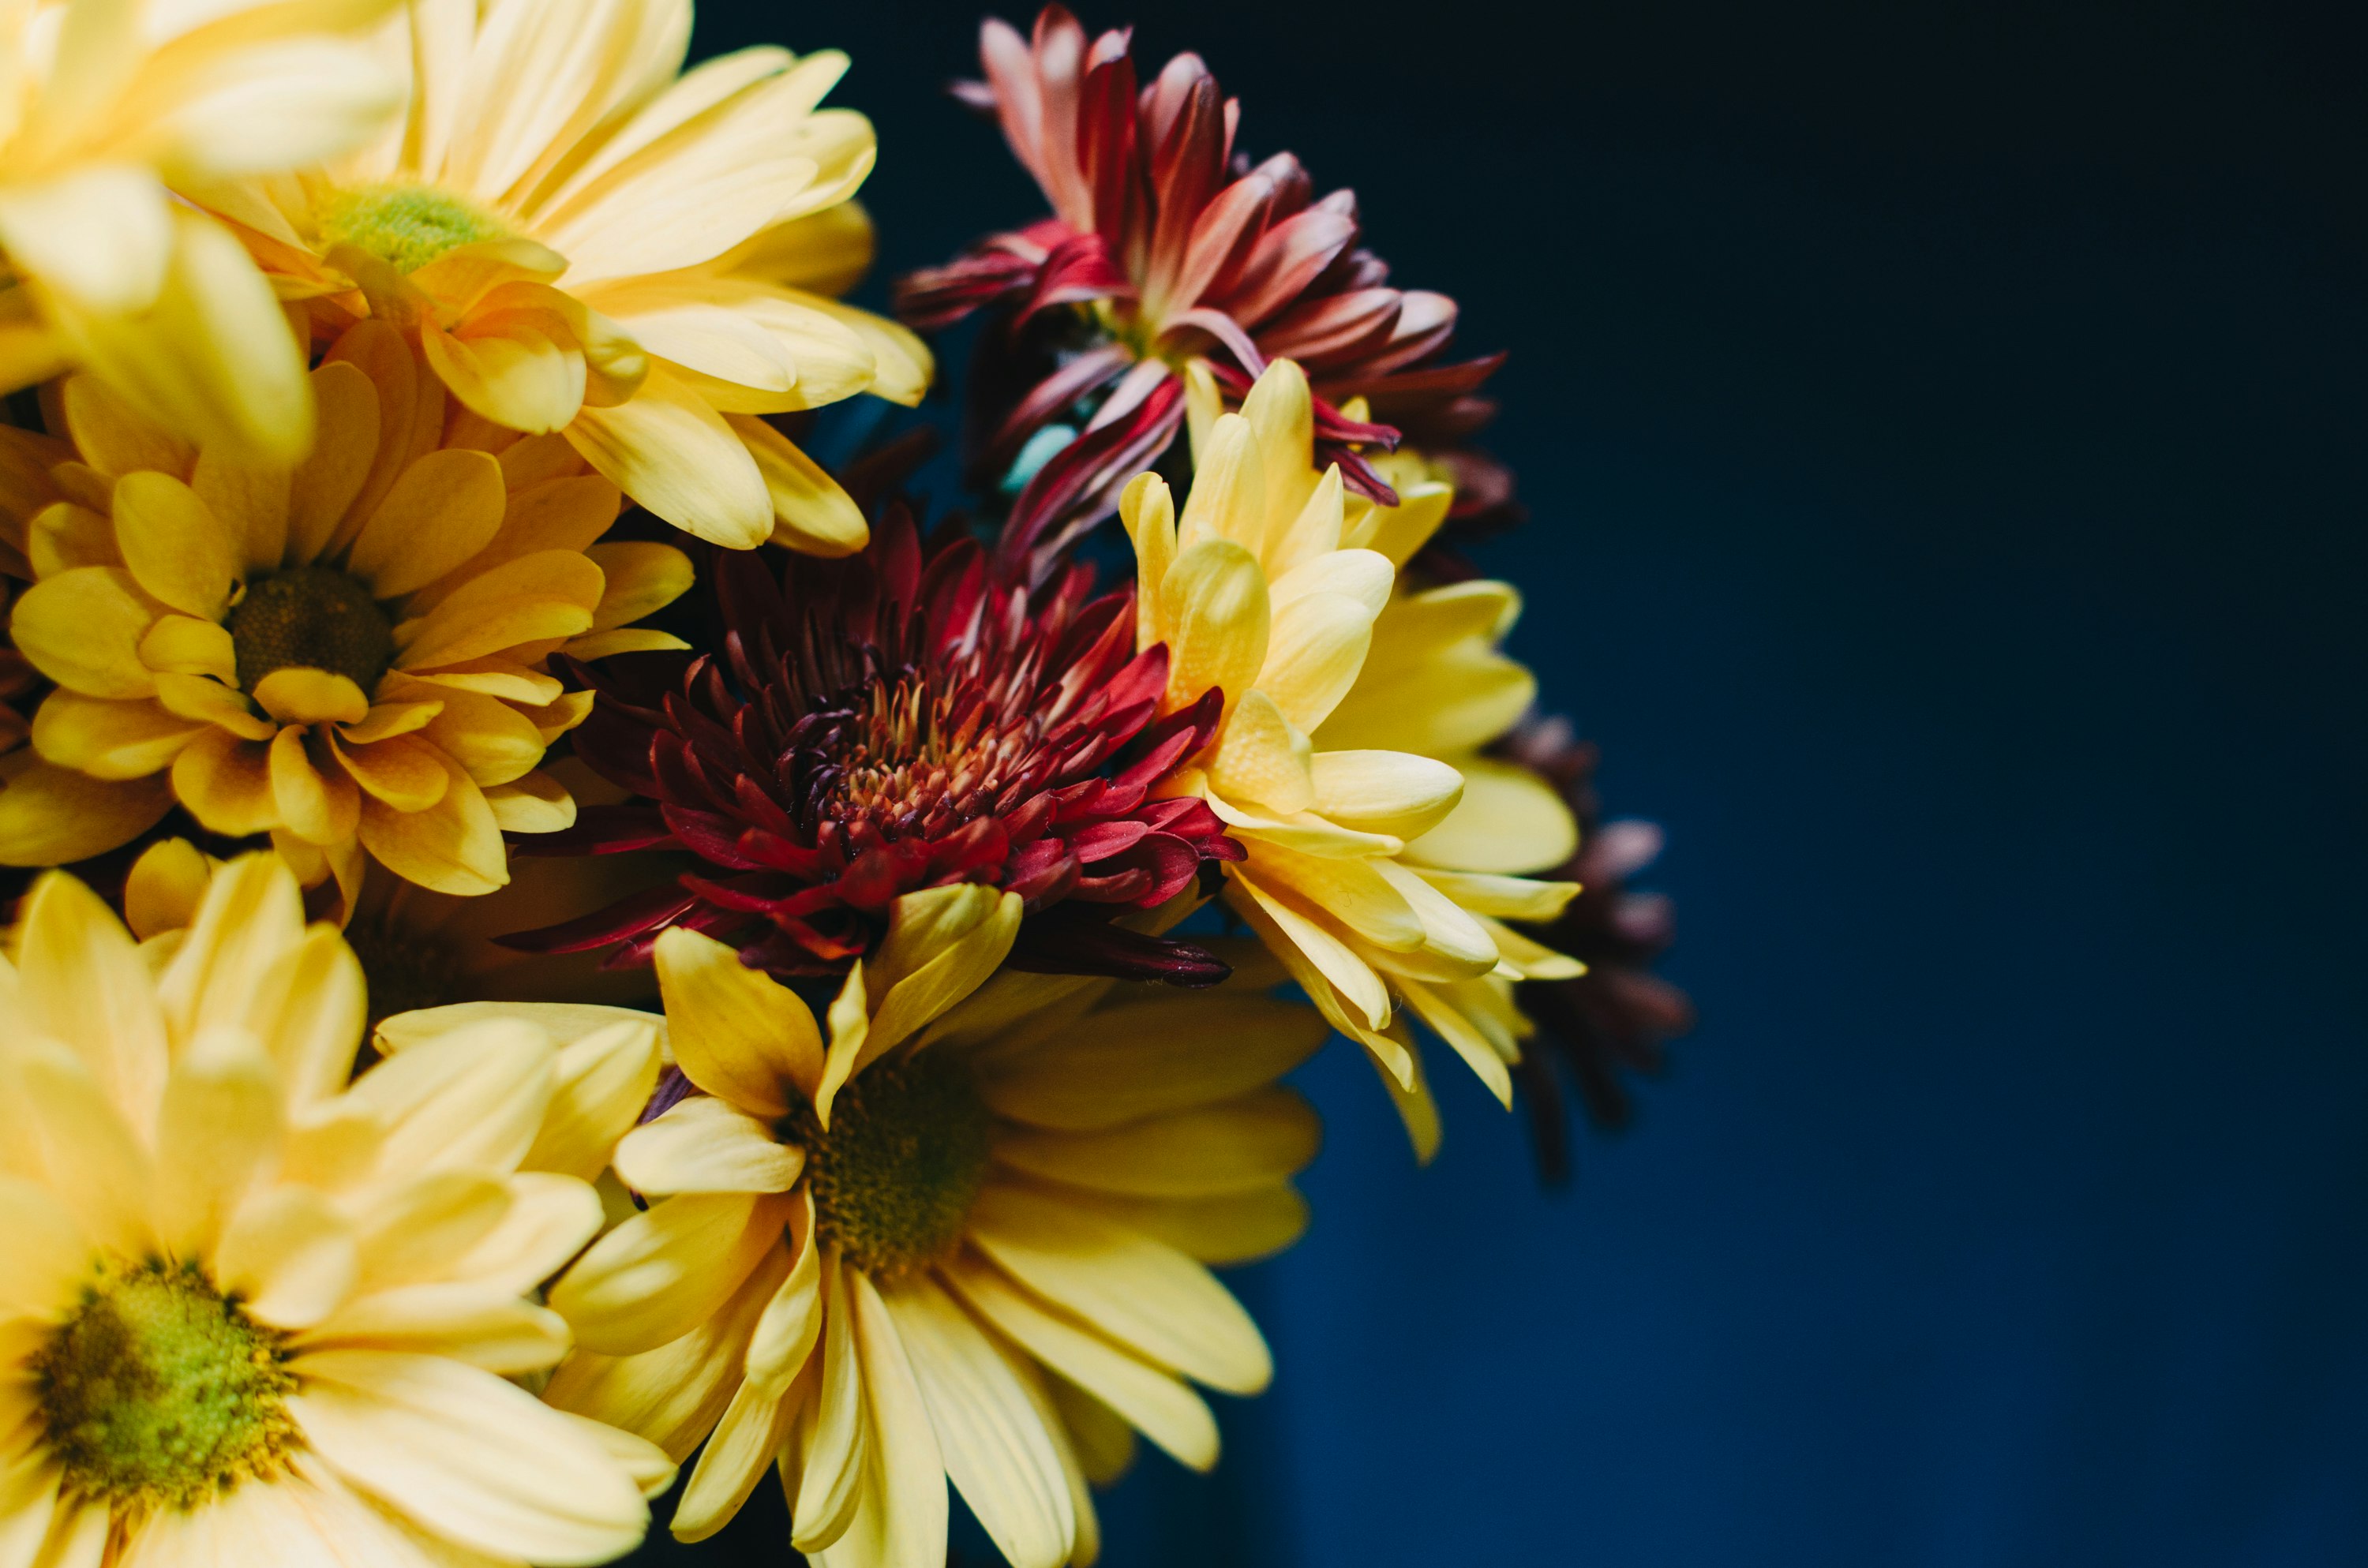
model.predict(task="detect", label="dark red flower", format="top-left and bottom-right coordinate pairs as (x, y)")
top-left (1499, 716), bottom-right (1697, 1186)
top-left (509, 504), bottom-right (1243, 985)
top-left (895, 4), bottom-right (1503, 561)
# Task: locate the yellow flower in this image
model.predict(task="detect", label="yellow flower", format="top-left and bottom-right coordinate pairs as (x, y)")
top-left (434, 885), bottom-right (1313, 1565)
top-left (1127, 359), bottom-right (1580, 1154)
top-left (0, 854), bottom-right (673, 1566)
top-left (0, 0), bottom-right (405, 461)
top-left (197, 0), bottom-right (930, 551)
top-left (2, 321), bottom-right (693, 891)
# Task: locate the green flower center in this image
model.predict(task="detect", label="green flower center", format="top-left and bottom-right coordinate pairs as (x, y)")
top-left (32, 1259), bottom-right (299, 1514)
top-left (346, 921), bottom-right (461, 1026)
top-left (317, 183), bottom-right (515, 273)
top-left (226, 567), bottom-right (393, 694)
top-left (783, 1051), bottom-right (994, 1278)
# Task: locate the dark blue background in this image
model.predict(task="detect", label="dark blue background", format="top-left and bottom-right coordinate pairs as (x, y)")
top-left (672, 2), bottom-right (2368, 1562)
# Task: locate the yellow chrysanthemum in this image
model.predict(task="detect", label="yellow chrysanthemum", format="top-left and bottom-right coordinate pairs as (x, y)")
top-left (0, 0), bottom-right (405, 460)
top-left (411, 886), bottom-right (1313, 1567)
top-left (2, 320), bottom-right (693, 889)
top-left (1127, 358), bottom-right (1580, 1151)
top-left (0, 854), bottom-right (675, 1566)
top-left (194, 0), bottom-right (930, 551)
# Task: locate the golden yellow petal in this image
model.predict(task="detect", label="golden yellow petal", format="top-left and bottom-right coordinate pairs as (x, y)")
top-left (111, 471), bottom-right (240, 620)
top-left (30, 692), bottom-right (203, 779)
top-left (0, 750), bottom-right (171, 866)
top-left (171, 726), bottom-right (279, 836)
top-left (253, 668), bottom-right (371, 726)
top-left (355, 753), bottom-right (506, 894)
top-left (345, 447), bottom-right (507, 598)
top-left (11, 566), bottom-right (161, 698)
top-left (563, 367), bottom-right (770, 548)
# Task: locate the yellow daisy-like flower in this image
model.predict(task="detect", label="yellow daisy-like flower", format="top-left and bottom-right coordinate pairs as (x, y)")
top-left (2, 320), bottom-right (693, 889)
top-left (421, 886), bottom-right (1313, 1566)
top-left (0, 0), bottom-right (404, 461)
top-left (0, 854), bottom-right (673, 1566)
top-left (1125, 359), bottom-right (1580, 1151)
top-left (197, 0), bottom-right (930, 550)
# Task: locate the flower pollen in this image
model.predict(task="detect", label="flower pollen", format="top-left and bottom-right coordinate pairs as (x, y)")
top-left (32, 1259), bottom-right (300, 1514)
top-left (782, 1052), bottom-right (992, 1279)
top-left (317, 183), bottom-right (515, 273)
top-left (227, 566), bottom-right (392, 693)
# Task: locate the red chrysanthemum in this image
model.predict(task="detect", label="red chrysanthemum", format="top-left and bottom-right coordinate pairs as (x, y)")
top-left (895, 3), bottom-right (1502, 562)
top-left (509, 505), bottom-right (1243, 984)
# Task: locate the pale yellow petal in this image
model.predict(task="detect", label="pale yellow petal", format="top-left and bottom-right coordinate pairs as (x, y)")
top-left (941, 1253), bottom-right (1217, 1473)
top-left (654, 926), bottom-right (822, 1117)
top-left (965, 1184), bottom-right (1270, 1395)
top-left (290, 1349), bottom-right (650, 1566)
top-left (975, 994), bottom-right (1327, 1132)
top-left (992, 1087), bottom-right (1319, 1199)
top-left (882, 1274), bottom-right (1073, 1568)
top-left (564, 367), bottom-right (770, 548)
top-left (1403, 756), bottom-right (1581, 875)
top-left (549, 1192), bottom-right (790, 1357)
top-left (615, 1095), bottom-right (805, 1196)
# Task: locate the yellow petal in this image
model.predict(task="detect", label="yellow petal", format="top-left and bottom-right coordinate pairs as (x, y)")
top-left (137, 613), bottom-right (238, 680)
top-left (171, 727), bottom-right (279, 836)
top-left (15, 870), bottom-right (170, 1132)
top-left (1256, 588), bottom-right (1374, 733)
top-left (270, 727), bottom-right (359, 845)
top-left (345, 448), bottom-right (507, 598)
top-left (112, 471), bottom-right (240, 620)
top-left (861, 885), bottom-right (1022, 1060)
top-left (549, 1192), bottom-right (789, 1357)
top-left (583, 540), bottom-right (691, 628)
top-left (287, 1351), bottom-right (649, 1566)
top-left (423, 315), bottom-right (586, 436)
top-left (253, 668), bottom-right (371, 725)
top-left (123, 837), bottom-right (216, 940)
top-left (355, 752), bottom-right (505, 895)
top-left (964, 1184), bottom-right (1270, 1396)
top-left (942, 1253), bottom-right (1217, 1473)
top-left (614, 1096), bottom-right (805, 1197)
top-left (712, 414), bottom-right (864, 557)
top-left (287, 359), bottom-right (381, 565)
top-left (880, 1275), bottom-right (1073, 1568)
top-left (0, 752), bottom-right (170, 866)
top-left (1404, 757), bottom-right (1581, 876)
top-left (991, 1087), bottom-right (1321, 1198)
top-left (11, 566), bottom-right (160, 698)
top-left (392, 548), bottom-right (601, 669)
top-left (975, 993), bottom-right (1327, 1132)
top-left (1203, 689), bottom-right (1312, 814)
top-left (1158, 539), bottom-right (1268, 718)
top-left (653, 926), bottom-right (823, 1117)
top-left (1308, 749), bottom-right (1464, 840)
top-left (564, 367), bottom-right (770, 548)
top-left (29, 692), bottom-right (202, 778)
top-left (333, 732), bottom-right (451, 812)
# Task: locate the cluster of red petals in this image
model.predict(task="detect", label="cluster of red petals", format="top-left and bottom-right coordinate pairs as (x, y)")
top-left (894, 4), bottom-right (1502, 557)
top-left (511, 507), bottom-right (1242, 985)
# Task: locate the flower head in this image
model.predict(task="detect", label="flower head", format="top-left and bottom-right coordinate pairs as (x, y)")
top-left (2, 324), bottom-right (692, 893)
top-left (895, 4), bottom-right (1501, 551)
top-left (516, 501), bottom-right (1242, 982)
top-left (200, 0), bottom-right (929, 549)
top-left (0, 0), bottom-right (403, 460)
top-left (1118, 357), bottom-right (1579, 1152)
top-left (451, 889), bottom-right (1314, 1561)
top-left (0, 853), bottom-right (671, 1566)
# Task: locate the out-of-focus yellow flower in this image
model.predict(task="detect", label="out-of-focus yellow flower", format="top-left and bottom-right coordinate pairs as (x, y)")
top-left (429, 886), bottom-right (1310, 1565)
top-left (0, 0), bottom-right (405, 461)
top-left (195, 0), bottom-right (928, 552)
top-left (0, 853), bottom-right (672, 1567)
top-left (2, 322), bottom-right (692, 890)
top-left (1129, 359), bottom-right (1579, 1155)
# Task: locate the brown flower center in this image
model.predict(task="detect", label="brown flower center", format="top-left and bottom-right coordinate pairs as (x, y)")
top-left (781, 1050), bottom-right (993, 1278)
top-left (227, 567), bottom-right (392, 693)
top-left (32, 1259), bottom-right (299, 1513)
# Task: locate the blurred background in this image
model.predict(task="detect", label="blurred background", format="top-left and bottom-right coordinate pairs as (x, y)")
top-left (665, 1), bottom-right (2368, 1562)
